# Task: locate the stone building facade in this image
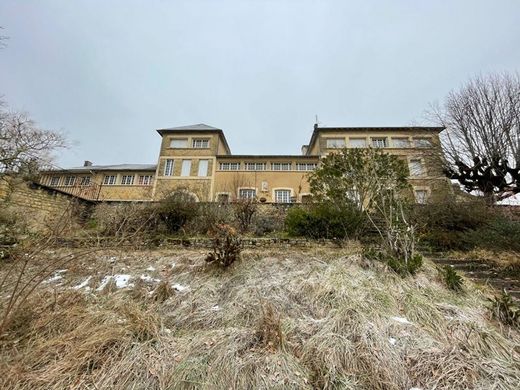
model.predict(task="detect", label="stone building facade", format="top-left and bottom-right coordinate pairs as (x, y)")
top-left (40, 123), bottom-right (451, 203)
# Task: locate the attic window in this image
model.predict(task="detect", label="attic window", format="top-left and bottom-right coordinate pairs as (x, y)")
top-left (192, 139), bottom-right (210, 148)
top-left (170, 139), bottom-right (188, 148)
top-left (326, 138), bottom-right (346, 148)
top-left (371, 138), bottom-right (388, 148)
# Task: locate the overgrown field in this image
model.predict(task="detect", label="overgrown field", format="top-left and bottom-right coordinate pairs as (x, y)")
top-left (1, 246), bottom-right (519, 389)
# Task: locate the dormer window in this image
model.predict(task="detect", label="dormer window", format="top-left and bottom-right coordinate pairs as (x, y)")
top-left (192, 138), bottom-right (210, 148)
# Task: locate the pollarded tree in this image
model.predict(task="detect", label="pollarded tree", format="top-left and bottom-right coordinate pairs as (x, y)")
top-left (428, 72), bottom-right (520, 203)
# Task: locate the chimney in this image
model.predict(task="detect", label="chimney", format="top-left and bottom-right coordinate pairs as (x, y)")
top-left (301, 145), bottom-right (309, 155)
top-left (83, 160), bottom-right (93, 167)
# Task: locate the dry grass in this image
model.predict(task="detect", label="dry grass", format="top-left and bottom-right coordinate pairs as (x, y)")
top-left (449, 248), bottom-right (520, 268)
top-left (0, 246), bottom-right (519, 389)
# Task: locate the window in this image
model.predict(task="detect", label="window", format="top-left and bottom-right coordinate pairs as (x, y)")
top-left (295, 163), bottom-right (317, 171)
top-left (50, 176), bottom-right (60, 186)
top-left (326, 138), bottom-right (346, 148)
top-left (271, 162), bottom-right (291, 171)
top-left (219, 162), bottom-right (240, 171)
top-left (198, 160), bottom-right (209, 176)
top-left (274, 189), bottom-right (291, 203)
top-left (239, 188), bottom-right (256, 199)
top-left (181, 160), bottom-right (192, 176)
top-left (371, 137), bottom-right (388, 148)
top-left (245, 162), bottom-right (266, 171)
top-left (392, 138), bottom-right (411, 148)
top-left (121, 175), bottom-right (135, 185)
top-left (63, 176), bottom-right (76, 186)
top-left (138, 175), bottom-right (153, 185)
top-left (80, 176), bottom-right (91, 186)
top-left (414, 138), bottom-right (432, 148)
top-left (164, 159), bottom-right (174, 176)
top-left (301, 194), bottom-right (313, 203)
top-left (170, 138), bottom-right (188, 148)
top-left (408, 159), bottom-right (425, 176)
top-left (192, 138), bottom-right (210, 148)
top-left (415, 189), bottom-right (429, 204)
top-left (103, 175), bottom-right (116, 185)
top-left (349, 138), bottom-right (367, 148)
top-left (217, 193), bottom-right (230, 203)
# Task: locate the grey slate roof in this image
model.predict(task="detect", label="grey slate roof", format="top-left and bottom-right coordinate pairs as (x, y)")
top-left (157, 123), bottom-right (220, 131)
top-left (49, 164), bottom-right (157, 173)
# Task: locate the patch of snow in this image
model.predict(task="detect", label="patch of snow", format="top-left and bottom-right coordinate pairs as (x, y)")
top-left (171, 262), bottom-right (176, 269)
top-left (146, 266), bottom-right (156, 272)
top-left (97, 274), bottom-right (133, 290)
top-left (388, 337), bottom-right (397, 345)
top-left (45, 273), bottom-right (63, 284)
top-left (391, 316), bottom-right (413, 325)
top-left (108, 256), bottom-right (117, 263)
top-left (409, 388), bottom-right (423, 390)
top-left (73, 276), bottom-right (92, 290)
top-left (140, 274), bottom-right (160, 283)
top-left (210, 305), bottom-right (220, 311)
top-left (172, 283), bottom-right (189, 292)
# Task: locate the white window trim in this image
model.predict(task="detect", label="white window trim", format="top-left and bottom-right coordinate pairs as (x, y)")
top-left (326, 138), bottom-right (346, 149)
top-left (192, 138), bottom-right (210, 149)
top-left (50, 176), bottom-right (60, 186)
top-left (391, 137), bottom-right (411, 148)
top-left (272, 188), bottom-right (293, 203)
top-left (170, 138), bottom-right (189, 148)
top-left (238, 187), bottom-right (257, 199)
top-left (219, 162), bottom-right (241, 171)
top-left (121, 175), bottom-right (135, 185)
top-left (271, 162), bottom-right (292, 171)
top-left (198, 159), bottom-right (209, 177)
top-left (371, 137), bottom-right (388, 148)
top-left (164, 159), bottom-right (175, 176)
top-left (408, 157), bottom-right (427, 177)
top-left (244, 162), bottom-right (267, 171)
top-left (413, 186), bottom-right (431, 204)
top-left (138, 175), bottom-right (154, 185)
top-left (295, 163), bottom-right (318, 171)
top-left (181, 160), bottom-right (192, 177)
top-left (103, 175), bottom-right (117, 185)
top-left (349, 137), bottom-right (367, 148)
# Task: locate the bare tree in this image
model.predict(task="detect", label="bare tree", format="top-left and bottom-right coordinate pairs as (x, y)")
top-left (0, 105), bottom-right (66, 177)
top-left (428, 73), bottom-right (520, 203)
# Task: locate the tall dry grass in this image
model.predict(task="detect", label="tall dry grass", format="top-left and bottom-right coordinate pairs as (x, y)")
top-left (0, 247), bottom-right (519, 389)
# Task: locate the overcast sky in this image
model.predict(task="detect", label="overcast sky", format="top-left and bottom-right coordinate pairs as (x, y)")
top-left (1, 0), bottom-right (519, 167)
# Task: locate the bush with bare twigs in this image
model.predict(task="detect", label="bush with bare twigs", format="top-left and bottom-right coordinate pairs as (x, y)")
top-left (205, 224), bottom-right (242, 267)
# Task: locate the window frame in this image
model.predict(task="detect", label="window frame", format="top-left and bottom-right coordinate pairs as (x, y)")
top-left (271, 162), bottom-right (292, 171)
top-left (121, 175), bottom-right (135, 185)
top-left (80, 176), bottom-right (91, 186)
top-left (238, 188), bottom-right (256, 200)
top-left (170, 138), bottom-right (188, 148)
top-left (295, 163), bottom-right (317, 171)
top-left (103, 175), bottom-right (117, 185)
top-left (392, 137), bottom-right (411, 148)
top-left (244, 162), bottom-right (267, 171)
top-left (349, 138), bottom-right (367, 148)
top-left (50, 176), bottom-right (60, 186)
top-left (181, 159), bottom-right (192, 177)
top-left (274, 189), bottom-right (292, 203)
top-left (326, 138), bottom-right (346, 149)
top-left (408, 158), bottom-right (426, 177)
top-left (138, 175), bottom-right (154, 185)
top-left (413, 138), bottom-right (433, 148)
top-left (197, 159), bottom-right (209, 177)
top-left (371, 137), bottom-right (388, 148)
top-left (414, 188), bottom-right (430, 204)
top-left (219, 162), bottom-right (241, 171)
top-left (192, 138), bottom-right (210, 149)
top-left (164, 159), bottom-right (174, 176)
top-left (63, 176), bottom-right (76, 186)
